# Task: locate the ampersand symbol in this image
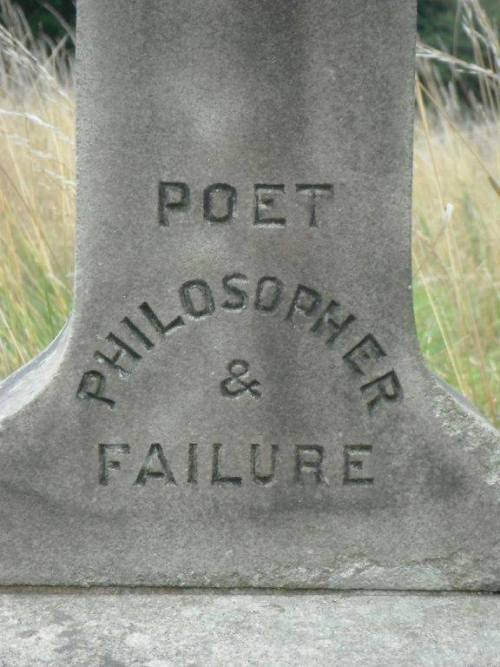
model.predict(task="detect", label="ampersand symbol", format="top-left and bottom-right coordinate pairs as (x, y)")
top-left (220, 359), bottom-right (262, 399)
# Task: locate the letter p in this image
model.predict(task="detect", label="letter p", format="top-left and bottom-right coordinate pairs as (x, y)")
top-left (159, 182), bottom-right (190, 226)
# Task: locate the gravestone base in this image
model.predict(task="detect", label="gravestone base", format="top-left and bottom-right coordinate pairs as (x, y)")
top-left (0, 589), bottom-right (499, 665)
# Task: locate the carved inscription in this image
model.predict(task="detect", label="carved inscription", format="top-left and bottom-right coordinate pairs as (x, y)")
top-left (77, 273), bottom-right (403, 413)
top-left (83, 179), bottom-right (395, 495)
top-left (159, 183), bottom-right (334, 227)
top-left (98, 442), bottom-right (374, 487)
top-left (344, 445), bottom-right (374, 484)
top-left (220, 360), bottom-right (261, 399)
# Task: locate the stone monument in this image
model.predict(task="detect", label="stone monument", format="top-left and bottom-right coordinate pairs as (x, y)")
top-left (0, 0), bottom-right (498, 662)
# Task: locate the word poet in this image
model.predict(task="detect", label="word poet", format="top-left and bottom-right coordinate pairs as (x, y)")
top-left (159, 182), bottom-right (334, 227)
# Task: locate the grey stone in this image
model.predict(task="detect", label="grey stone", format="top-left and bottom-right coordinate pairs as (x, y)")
top-left (0, 0), bottom-right (498, 591)
top-left (0, 590), bottom-right (500, 666)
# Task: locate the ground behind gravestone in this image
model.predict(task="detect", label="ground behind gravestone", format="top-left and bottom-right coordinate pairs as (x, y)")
top-left (0, 0), bottom-right (498, 426)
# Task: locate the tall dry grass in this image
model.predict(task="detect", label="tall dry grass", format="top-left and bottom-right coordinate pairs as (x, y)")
top-left (0, 0), bottom-right (74, 376)
top-left (0, 0), bottom-right (498, 425)
top-left (414, 0), bottom-right (499, 425)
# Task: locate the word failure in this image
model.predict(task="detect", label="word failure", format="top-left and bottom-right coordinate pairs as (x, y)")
top-left (77, 273), bottom-right (403, 412)
top-left (99, 442), bottom-right (374, 487)
top-left (159, 182), bottom-right (333, 227)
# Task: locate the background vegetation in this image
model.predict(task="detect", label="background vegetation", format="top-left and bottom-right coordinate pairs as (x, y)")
top-left (0, 0), bottom-right (498, 425)
top-left (14, 0), bottom-right (74, 43)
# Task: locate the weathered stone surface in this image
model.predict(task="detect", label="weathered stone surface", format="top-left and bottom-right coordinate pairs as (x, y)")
top-left (0, 0), bottom-right (498, 589)
top-left (0, 591), bottom-right (499, 666)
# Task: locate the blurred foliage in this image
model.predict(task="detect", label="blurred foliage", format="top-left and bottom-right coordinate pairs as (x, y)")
top-left (18, 0), bottom-right (74, 43)
top-left (417, 0), bottom-right (499, 97)
top-left (418, 0), bottom-right (498, 51)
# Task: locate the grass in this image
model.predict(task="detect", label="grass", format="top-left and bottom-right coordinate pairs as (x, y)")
top-left (413, 0), bottom-right (499, 425)
top-left (0, 0), bottom-right (498, 426)
top-left (0, 0), bottom-right (74, 377)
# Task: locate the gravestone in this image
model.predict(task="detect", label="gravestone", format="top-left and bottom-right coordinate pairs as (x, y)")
top-left (0, 0), bottom-right (498, 598)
